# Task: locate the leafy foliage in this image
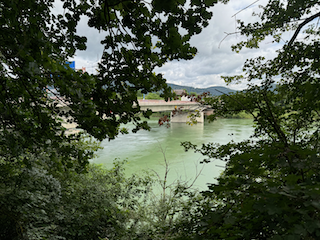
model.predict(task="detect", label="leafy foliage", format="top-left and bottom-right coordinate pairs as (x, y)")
top-left (0, 0), bottom-right (218, 238)
top-left (180, 0), bottom-right (320, 239)
top-left (145, 92), bottom-right (164, 100)
top-left (0, 156), bottom-right (157, 240)
top-left (1, 0), bottom-right (218, 161)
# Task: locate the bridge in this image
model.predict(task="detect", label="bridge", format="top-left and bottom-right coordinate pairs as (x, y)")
top-left (56, 98), bottom-right (211, 124)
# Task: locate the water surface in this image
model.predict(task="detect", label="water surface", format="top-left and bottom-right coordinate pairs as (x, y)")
top-left (93, 119), bottom-right (254, 190)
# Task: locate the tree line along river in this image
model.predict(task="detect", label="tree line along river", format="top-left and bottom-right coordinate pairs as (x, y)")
top-left (93, 118), bottom-right (254, 191)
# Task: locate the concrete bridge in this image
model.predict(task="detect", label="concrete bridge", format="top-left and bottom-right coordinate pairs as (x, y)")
top-left (56, 98), bottom-right (212, 124)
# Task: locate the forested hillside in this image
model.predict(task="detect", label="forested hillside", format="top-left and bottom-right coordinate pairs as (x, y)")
top-left (167, 83), bottom-right (236, 96)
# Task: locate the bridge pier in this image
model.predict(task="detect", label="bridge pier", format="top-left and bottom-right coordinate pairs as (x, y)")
top-left (170, 111), bottom-right (204, 123)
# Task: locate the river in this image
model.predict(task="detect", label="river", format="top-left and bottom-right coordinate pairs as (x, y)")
top-left (93, 118), bottom-right (254, 191)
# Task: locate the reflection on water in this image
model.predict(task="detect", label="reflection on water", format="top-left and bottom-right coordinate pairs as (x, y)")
top-left (93, 119), bottom-right (254, 190)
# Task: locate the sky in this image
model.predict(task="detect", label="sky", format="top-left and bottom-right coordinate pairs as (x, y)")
top-left (55, 0), bottom-right (290, 90)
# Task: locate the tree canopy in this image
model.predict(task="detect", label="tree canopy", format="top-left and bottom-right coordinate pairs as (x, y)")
top-left (0, 0), bottom-right (218, 238)
top-left (3, 0), bottom-right (320, 238)
top-left (1, 0), bottom-right (217, 164)
top-left (180, 0), bottom-right (320, 239)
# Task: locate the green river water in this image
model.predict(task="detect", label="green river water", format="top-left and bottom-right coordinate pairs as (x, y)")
top-left (93, 118), bottom-right (254, 191)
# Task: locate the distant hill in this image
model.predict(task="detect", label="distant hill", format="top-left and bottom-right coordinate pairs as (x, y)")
top-left (167, 83), bottom-right (237, 96)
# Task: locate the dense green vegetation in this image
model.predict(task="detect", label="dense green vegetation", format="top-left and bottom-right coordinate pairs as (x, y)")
top-left (145, 92), bottom-right (164, 100)
top-left (179, 1), bottom-right (320, 239)
top-left (2, 0), bottom-right (320, 239)
top-left (0, 0), bottom-right (217, 238)
top-left (137, 90), bottom-right (165, 100)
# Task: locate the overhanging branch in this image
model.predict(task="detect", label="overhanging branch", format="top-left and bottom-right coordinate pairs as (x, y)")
top-left (288, 12), bottom-right (320, 46)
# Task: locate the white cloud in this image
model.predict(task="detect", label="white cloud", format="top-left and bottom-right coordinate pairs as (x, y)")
top-left (63, 0), bottom-right (282, 90)
top-left (154, 0), bottom-right (282, 90)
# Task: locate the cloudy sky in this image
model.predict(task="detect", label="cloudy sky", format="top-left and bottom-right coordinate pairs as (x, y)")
top-left (60, 0), bottom-right (289, 90)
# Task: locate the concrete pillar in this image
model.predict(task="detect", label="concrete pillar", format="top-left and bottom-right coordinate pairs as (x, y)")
top-left (170, 111), bottom-right (204, 123)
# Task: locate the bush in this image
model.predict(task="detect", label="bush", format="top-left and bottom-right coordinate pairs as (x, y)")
top-left (145, 92), bottom-right (164, 100)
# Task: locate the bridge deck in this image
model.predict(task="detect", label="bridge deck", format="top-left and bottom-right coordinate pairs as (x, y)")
top-left (138, 99), bottom-right (199, 111)
top-left (55, 98), bottom-right (201, 112)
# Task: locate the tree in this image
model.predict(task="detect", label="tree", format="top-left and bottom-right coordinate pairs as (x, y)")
top-left (145, 92), bottom-right (163, 100)
top-left (180, 1), bottom-right (320, 239)
top-left (1, 0), bottom-right (217, 162)
top-left (0, 0), bottom-right (219, 238)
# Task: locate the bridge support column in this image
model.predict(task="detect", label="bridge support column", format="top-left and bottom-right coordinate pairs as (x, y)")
top-left (170, 111), bottom-right (204, 123)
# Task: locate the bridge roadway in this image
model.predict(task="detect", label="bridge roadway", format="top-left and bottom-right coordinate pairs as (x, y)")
top-left (56, 99), bottom-right (209, 123)
top-left (138, 99), bottom-right (209, 123)
top-left (137, 99), bottom-right (200, 112)
top-left (55, 99), bottom-right (200, 111)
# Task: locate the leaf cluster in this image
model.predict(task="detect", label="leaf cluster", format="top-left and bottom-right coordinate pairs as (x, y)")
top-left (0, 0), bottom-right (219, 165)
top-left (178, 1), bottom-right (320, 239)
top-left (0, 0), bottom-right (220, 237)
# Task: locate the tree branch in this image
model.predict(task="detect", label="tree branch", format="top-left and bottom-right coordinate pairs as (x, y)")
top-left (288, 12), bottom-right (320, 46)
top-left (219, 32), bottom-right (240, 49)
top-left (231, 0), bottom-right (260, 18)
